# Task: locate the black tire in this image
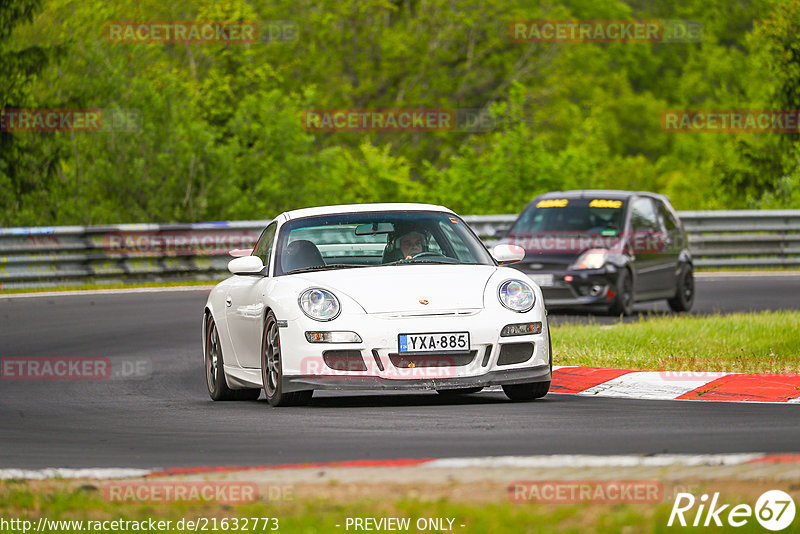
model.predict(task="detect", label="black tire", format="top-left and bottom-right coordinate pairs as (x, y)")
top-left (607, 268), bottom-right (634, 316)
top-left (205, 315), bottom-right (261, 401)
top-left (262, 311), bottom-right (313, 407)
top-left (668, 263), bottom-right (695, 312)
top-left (503, 381), bottom-right (550, 401)
top-left (436, 387), bottom-right (483, 396)
top-left (501, 325), bottom-right (552, 402)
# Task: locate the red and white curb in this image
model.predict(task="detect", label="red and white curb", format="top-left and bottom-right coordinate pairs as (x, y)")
top-left (3, 454), bottom-right (800, 480)
top-left (550, 366), bottom-right (800, 403)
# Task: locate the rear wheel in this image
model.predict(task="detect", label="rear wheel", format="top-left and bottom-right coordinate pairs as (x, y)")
top-left (607, 268), bottom-right (634, 316)
top-left (205, 315), bottom-right (260, 401)
top-left (262, 311), bottom-right (313, 407)
top-left (668, 264), bottom-right (695, 312)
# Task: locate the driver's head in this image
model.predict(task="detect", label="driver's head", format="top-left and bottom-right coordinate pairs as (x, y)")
top-left (398, 231), bottom-right (424, 258)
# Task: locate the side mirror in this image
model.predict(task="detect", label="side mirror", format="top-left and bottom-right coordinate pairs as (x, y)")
top-left (491, 244), bottom-right (525, 265)
top-left (228, 255), bottom-right (265, 275)
top-left (229, 248), bottom-right (254, 257)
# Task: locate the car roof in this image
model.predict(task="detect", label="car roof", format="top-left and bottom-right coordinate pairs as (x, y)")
top-left (282, 202), bottom-right (456, 220)
top-left (533, 189), bottom-right (668, 202)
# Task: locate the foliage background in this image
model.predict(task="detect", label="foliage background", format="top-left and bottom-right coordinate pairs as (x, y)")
top-left (1, 0), bottom-right (800, 226)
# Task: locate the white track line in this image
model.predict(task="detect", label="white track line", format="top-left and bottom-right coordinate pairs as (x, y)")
top-left (0, 468), bottom-right (153, 480)
top-left (423, 454), bottom-right (766, 469)
top-left (579, 371), bottom-right (727, 400)
top-left (1, 455), bottom-right (777, 479)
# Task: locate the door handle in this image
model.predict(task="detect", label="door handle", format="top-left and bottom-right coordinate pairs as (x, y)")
top-left (225, 296), bottom-right (232, 307)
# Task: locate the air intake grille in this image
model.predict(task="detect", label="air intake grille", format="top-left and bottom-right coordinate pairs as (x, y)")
top-left (322, 350), bottom-right (367, 371)
top-left (497, 343), bottom-right (534, 365)
top-left (389, 351), bottom-right (476, 368)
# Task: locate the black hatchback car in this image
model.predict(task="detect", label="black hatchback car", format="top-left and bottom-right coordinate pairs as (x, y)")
top-left (500, 190), bottom-right (694, 315)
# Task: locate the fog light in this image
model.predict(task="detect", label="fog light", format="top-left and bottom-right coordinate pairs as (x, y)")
top-left (501, 322), bottom-right (543, 337)
top-left (589, 284), bottom-right (604, 296)
top-left (305, 331), bottom-right (362, 343)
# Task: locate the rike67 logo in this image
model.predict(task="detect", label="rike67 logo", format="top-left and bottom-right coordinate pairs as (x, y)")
top-left (668, 490), bottom-right (796, 531)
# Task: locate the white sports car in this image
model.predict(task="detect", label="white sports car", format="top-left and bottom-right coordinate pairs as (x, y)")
top-left (203, 203), bottom-right (552, 406)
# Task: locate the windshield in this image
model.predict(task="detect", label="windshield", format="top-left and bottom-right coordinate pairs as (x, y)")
top-left (509, 197), bottom-right (628, 235)
top-left (274, 211), bottom-right (494, 275)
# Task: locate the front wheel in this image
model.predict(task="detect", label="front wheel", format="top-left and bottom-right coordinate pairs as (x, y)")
top-left (607, 268), bottom-right (634, 316)
top-left (668, 264), bottom-right (694, 312)
top-left (205, 315), bottom-right (260, 401)
top-left (503, 381), bottom-right (550, 401)
top-left (262, 311), bottom-right (313, 407)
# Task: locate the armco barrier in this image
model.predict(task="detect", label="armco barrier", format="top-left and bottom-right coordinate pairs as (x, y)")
top-left (0, 211), bottom-right (798, 289)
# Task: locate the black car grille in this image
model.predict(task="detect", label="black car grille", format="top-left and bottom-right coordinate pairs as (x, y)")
top-left (497, 343), bottom-right (535, 365)
top-left (388, 351), bottom-right (477, 368)
top-left (322, 350), bottom-right (367, 371)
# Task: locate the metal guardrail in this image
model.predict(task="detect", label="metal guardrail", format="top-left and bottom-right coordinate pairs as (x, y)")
top-left (1, 211), bottom-right (798, 289)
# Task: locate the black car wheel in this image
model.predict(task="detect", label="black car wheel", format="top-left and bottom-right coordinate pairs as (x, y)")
top-left (501, 323), bottom-right (552, 402)
top-left (205, 314), bottom-right (260, 401)
top-left (668, 263), bottom-right (695, 312)
top-left (262, 310), bottom-right (313, 407)
top-left (607, 268), bottom-right (634, 316)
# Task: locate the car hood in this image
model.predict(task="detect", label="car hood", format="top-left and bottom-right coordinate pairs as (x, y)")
top-left (291, 264), bottom-right (497, 314)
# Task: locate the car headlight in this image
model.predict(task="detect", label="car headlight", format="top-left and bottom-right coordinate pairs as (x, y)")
top-left (498, 280), bottom-right (535, 312)
top-left (571, 248), bottom-right (608, 270)
top-left (299, 288), bottom-right (341, 321)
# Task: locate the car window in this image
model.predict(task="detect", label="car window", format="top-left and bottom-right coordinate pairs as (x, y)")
top-left (630, 198), bottom-right (660, 232)
top-left (509, 197), bottom-right (627, 235)
top-left (657, 201), bottom-right (679, 232)
top-left (253, 222), bottom-right (277, 271)
top-left (438, 221), bottom-right (473, 262)
top-left (274, 211), bottom-right (493, 275)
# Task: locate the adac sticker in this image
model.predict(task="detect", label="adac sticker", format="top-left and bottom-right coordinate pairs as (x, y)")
top-left (536, 199), bottom-right (569, 208)
top-left (589, 199), bottom-right (623, 208)
top-left (449, 217), bottom-right (459, 224)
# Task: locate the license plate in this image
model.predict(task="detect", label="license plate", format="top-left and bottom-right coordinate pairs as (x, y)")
top-left (528, 274), bottom-right (554, 287)
top-left (398, 332), bottom-right (470, 353)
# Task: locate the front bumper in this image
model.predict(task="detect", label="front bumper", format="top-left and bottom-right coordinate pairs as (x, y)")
top-left (278, 307), bottom-right (550, 391)
top-left (283, 364), bottom-right (551, 392)
top-left (527, 268), bottom-right (620, 308)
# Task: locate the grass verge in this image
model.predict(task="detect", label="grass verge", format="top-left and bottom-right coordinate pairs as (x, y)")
top-left (551, 311), bottom-right (800, 373)
top-left (0, 480), bottom-right (788, 534)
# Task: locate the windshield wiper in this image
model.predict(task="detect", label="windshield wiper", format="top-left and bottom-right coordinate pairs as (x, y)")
top-left (287, 264), bottom-right (370, 274)
top-left (386, 259), bottom-right (459, 265)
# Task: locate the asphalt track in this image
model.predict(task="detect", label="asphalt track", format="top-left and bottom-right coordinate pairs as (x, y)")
top-left (0, 274), bottom-right (798, 469)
